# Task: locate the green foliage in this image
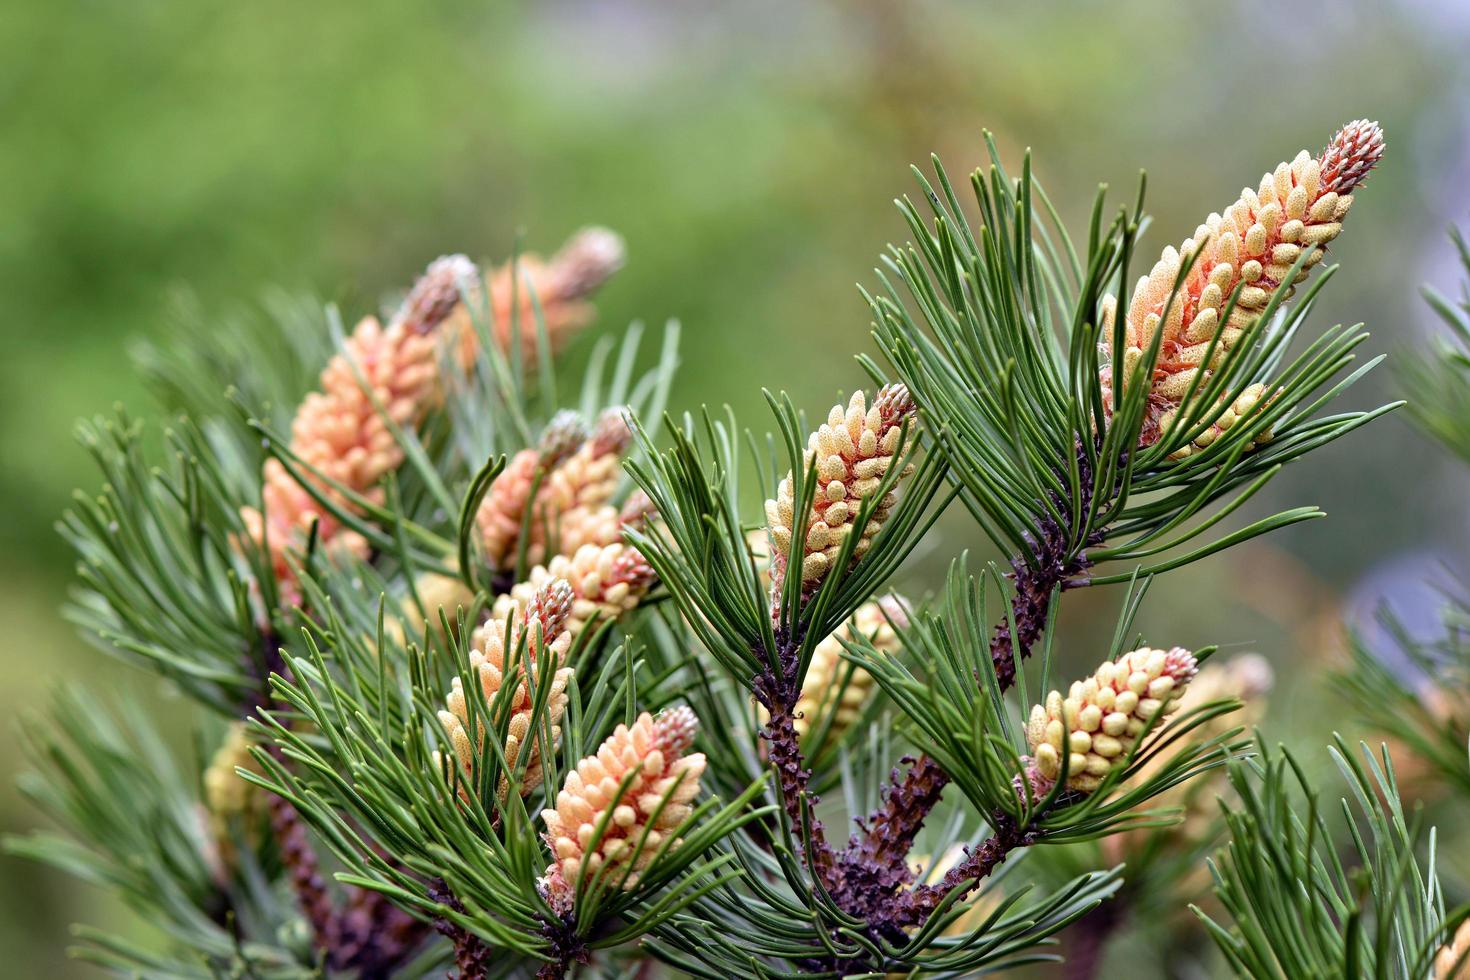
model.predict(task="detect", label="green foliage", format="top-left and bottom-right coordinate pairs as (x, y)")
top-left (247, 602), bottom-right (769, 970)
top-left (8, 124), bottom-right (1434, 980)
top-left (1196, 738), bottom-right (1468, 979)
top-left (1336, 607), bottom-right (1470, 801)
top-left (847, 564), bottom-right (1246, 843)
top-left (1405, 226), bottom-right (1470, 465)
top-left (870, 138), bottom-right (1396, 582)
top-left (5, 690), bottom-right (317, 978)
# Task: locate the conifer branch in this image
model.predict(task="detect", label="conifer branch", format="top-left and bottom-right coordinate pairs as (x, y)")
top-left (13, 119), bottom-right (1411, 979)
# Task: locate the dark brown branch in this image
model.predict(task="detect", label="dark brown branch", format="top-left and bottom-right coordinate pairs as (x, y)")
top-left (536, 912), bottom-right (591, 980)
top-left (755, 663), bottom-right (837, 883)
top-left (265, 758), bottom-right (341, 961)
top-left (889, 811), bottom-right (1035, 929)
top-left (429, 879), bottom-right (492, 979)
top-left (831, 753), bottom-right (949, 922)
top-left (836, 442), bottom-right (1105, 931)
top-left (249, 629), bottom-right (342, 961)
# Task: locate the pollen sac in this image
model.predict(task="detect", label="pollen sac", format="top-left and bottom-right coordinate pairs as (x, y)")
top-left (1024, 646), bottom-right (1199, 794)
top-left (1099, 120), bottom-right (1384, 456)
top-left (435, 580), bottom-right (576, 802)
top-left (764, 384), bottom-right (918, 612)
top-left (538, 707), bottom-right (706, 913)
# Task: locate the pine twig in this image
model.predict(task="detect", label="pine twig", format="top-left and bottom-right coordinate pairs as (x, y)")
top-left (756, 659), bottom-right (838, 883)
top-left (266, 758), bottom-right (341, 960)
top-left (844, 444), bottom-right (1103, 907)
top-left (429, 879), bottom-right (492, 980)
top-left (832, 753), bottom-right (948, 921)
top-left (889, 811), bottom-right (1036, 929)
top-left (250, 629), bottom-right (344, 961)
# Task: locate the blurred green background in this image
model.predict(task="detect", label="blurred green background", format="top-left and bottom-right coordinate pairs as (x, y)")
top-left (5, 0), bottom-right (1470, 975)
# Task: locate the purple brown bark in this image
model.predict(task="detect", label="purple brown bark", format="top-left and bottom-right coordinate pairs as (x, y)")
top-left (889, 812), bottom-right (1035, 928)
top-left (829, 442), bottom-right (1105, 935)
top-left (756, 664), bottom-right (837, 882)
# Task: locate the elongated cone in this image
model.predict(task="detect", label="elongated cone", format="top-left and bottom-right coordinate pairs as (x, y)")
top-left (437, 580), bottom-right (575, 800)
top-left (242, 255), bottom-right (476, 600)
top-left (1436, 919), bottom-right (1470, 979)
top-left (792, 595), bottom-right (908, 742)
top-left (1024, 646), bottom-right (1198, 793)
top-left (475, 411), bottom-right (587, 571)
top-left (541, 408), bottom-right (636, 556)
top-left (539, 707), bottom-right (706, 913)
top-left (1101, 120), bottom-right (1384, 455)
top-left (492, 542), bottom-right (657, 642)
top-left (1103, 653), bottom-right (1272, 867)
top-left (765, 384), bottom-right (917, 610)
top-left (463, 227), bottom-right (626, 361)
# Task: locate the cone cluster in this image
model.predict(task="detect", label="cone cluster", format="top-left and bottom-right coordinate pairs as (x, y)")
top-left (1025, 646), bottom-right (1199, 793)
top-left (492, 541), bottom-right (657, 643)
top-left (242, 231), bottom-right (623, 604)
top-left (437, 580), bottom-right (576, 800)
top-left (242, 255), bottom-right (476, 599)
top-left (540, 707), bottom-right (706, 912)
top-left (1101, 120), bottom-right (1384, 456)
top-left (477, 408), bottom-right (637, 572)
top-left (765, 384), bottom-right (917, 604)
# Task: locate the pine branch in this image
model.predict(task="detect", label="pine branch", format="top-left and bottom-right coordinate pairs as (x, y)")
top-left (843, 441), bottom-right (1103, 903)
top-left (890, 811), bottom-right (1037, 929)
top-left (833, 753), bottom-right (947, 916)
top-left (428, 879), bottom-right (492, 980)
top-left (755, 664), bottom-right (837, 883)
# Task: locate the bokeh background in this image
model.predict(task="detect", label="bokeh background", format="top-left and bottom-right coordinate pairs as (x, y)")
top-left (5, 0), bottom-right (1470, 975)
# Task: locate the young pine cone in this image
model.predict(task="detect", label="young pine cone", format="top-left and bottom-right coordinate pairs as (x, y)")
top-left (492, 542), bottom-right (657, 642)
top-left (539, 707), bottom-right (705, 914)
top-left (1024, 646), bottom-right (1199, 794)
top-left (792, 596), bottom-right (908, 743)
top-left (1101, 120), bottom-right (1384, 452)
top-left (765, 384), bottom-right (917, 606)
top-left (437, 580), bottom-right (575, 801)
top-left (445, 227), bottom-right (626, 363)
top-left (541, 408), bottom-right (637, 556)
top-left (475, 411), bottom-right (588, 571)
top-left (242, 255), bottom-right (477, 599)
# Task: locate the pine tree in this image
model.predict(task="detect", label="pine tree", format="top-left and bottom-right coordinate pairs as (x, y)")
top-left (12, 119), bottom-right (1461, 979)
